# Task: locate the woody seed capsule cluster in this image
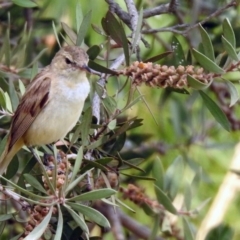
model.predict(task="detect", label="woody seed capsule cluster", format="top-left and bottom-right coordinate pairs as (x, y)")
top-left (19, 151), bottom-right (70, 239)
top-left (119, 61), bottom-right (210, 89)
top-left (42, 151), bottom-right (70, 195)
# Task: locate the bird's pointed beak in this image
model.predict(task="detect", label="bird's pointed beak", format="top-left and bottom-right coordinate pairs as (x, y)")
top-left (81, 64), bottom-right (92, 73)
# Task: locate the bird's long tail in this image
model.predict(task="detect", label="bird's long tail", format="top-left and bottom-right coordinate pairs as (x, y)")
top-left (0, 138), bottom-right (23, 175)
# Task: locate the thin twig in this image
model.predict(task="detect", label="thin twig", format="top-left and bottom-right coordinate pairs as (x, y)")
top-left (142, 0), bottom-right (237, 35)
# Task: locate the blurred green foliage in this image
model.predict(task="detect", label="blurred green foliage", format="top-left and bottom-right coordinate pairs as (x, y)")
top-left (0, 0), bottom-right (240, 240)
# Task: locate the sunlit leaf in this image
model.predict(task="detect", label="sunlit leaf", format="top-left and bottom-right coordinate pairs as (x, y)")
top-left (4, 92), bottom-right (12, 113)
top-left (192, 49), bottom-right (224, 74)
top-left (0, 88), bottom-right (6, 109)
top-left (18, 79), bottom-right (25, 96)
top-left (199, 90), bottom-right (230, 131)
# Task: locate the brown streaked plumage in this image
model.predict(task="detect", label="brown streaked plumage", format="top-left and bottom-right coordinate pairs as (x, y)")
top-left (0, 46), bottom-right (91, 175)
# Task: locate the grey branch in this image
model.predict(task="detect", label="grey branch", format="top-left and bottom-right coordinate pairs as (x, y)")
top-left (92, 53), bottom-right (125, 124)
top-left (105, 0), bottom-right (179, 26)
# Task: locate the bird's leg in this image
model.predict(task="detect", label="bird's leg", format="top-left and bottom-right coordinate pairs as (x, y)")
top-left (46, 144), bottom-right (54, 153)
top-left (29, 147), bottom-right (41, 163)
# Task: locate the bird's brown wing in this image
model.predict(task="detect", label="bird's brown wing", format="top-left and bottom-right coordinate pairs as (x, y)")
top-left (8, 75), bottom-right (51, 150)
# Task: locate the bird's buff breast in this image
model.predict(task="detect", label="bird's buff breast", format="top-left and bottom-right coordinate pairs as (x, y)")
top-left (23, 76), bottom-right (90, 146)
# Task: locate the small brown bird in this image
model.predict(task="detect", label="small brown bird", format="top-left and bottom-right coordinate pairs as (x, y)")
top-left (0, 46), bottom-right (91, 175)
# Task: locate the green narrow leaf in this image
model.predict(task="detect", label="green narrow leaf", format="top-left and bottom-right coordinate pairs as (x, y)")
top-left (171, 36), bottom-right (186, 66)
top-left (4, 27), bottom-right (11, 67)
top-left (64, 204), bottom-right (89, 233)
top-left (4, 92), bottom-right (13, 113)
top-left (152, 157), bottom-right (164, 190)
top-left (199, 90), bottom-right (230, 131)
top-left (88, 60), bottom-right (117, 74)
top-left (61, 22), bottom-right (77, 44)
top-left (144, 51), bottom-right (173, 63)
top-left (102, 11), bottom-right (129, 66)
top-left (70, 146), bottom-right (83, 183)
top-left (187, 74), bottom-right (210, 90)
top-left (164, 156), bottom-right (184, 199)
top-left (80, 107), bottom-right (92, 146)
top-left (199, 24), bottom-right (215, 61)
top-left (68, 189), bottom-right (117, 202)
top-left (87, 45), bottom-right (101, 60)
top-left (121, 173), bottom-right (155, 181)
top-left (154, 185), bottom-right (177, 214)
top-left (149, 214), bottom-right (160, 240)
top-left (131, 7), bottom-right (143, 51)
top-left (225, 79), bottom-right (239, 107)
top-left (12, 0), bottom-right (37, 8)
top-left (223, 18), bottom-right (236, 48)
top-left (184, 184), bottom-right (192, 210)
top-left (76, 10), bottom-right (92, 46)
top-left (9, 80), bottom-right (19, 111)
top-left (0, 88), bottom-right (6, 109)
top-left (23, 48), bottom-right (47, 69)
top-left (54, 205), bottom-right (63, 240)
top-left (183, 217), bottom-right (194, 240)
top-left (221, 36), bottom-right (239, 61)
top-left (65, 169), bottom-right (92, 193)
top-left (0, 214), bottom-right (13, 221)
top-left (18, 79), bottom-right (26, 96)
top-left (102, 96), bottom-right (117, 114)
top-left (68, 202), bottom-right (110, 228)
top-left (192, 49), bottom-right (224, 74)
top-left (75, 1), bottom-right (83, 31)
top-left (25, 207), bottom-right (53, 240)
top-left (24, 174), bottom-right (47, 194)
top-left (52, 21), bottom-right (61, 48)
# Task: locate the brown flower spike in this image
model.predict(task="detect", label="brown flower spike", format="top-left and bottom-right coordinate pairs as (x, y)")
top-left (119, 61), bottom-right (210, 89)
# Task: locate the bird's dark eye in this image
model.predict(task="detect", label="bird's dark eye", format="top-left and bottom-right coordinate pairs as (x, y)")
top-left (65, 58), bottom-right (72, 64)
